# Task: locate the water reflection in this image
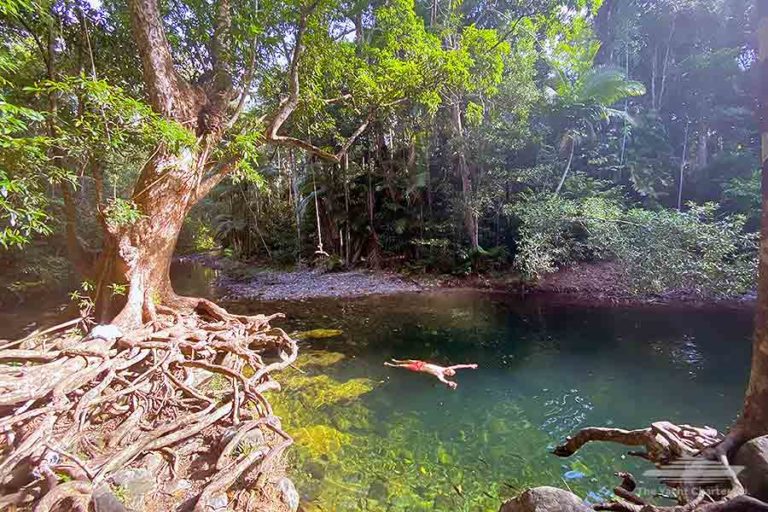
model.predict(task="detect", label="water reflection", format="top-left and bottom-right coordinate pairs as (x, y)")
top-left (540, 389), bottom-right (594, 440)
top-left (169, 260), bottom-right (221, 298)
top-left (650, 335), bottom-right (706, 376)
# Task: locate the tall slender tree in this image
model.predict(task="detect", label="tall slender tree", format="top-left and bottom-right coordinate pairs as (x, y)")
top-left (737, 0), bottom-right (768, 446)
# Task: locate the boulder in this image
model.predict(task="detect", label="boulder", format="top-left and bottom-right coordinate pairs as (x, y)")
top-left (110, 468), bottom-right (155, 511)
top-left (89, 325), bottom-right (123, 341)
top-left (499, 486), bottom-right (590, 512)
top-left (93, 484), bottom-right (128, 512)
top-left (165, 478), bottom-right (192, 496)
top-left (206, 493), bottom-right (229, 511)
top-left (734, 434), bottom-right (768, 501)
top-left (222, 426), bottom-right (265, 448)
top-left (142, 452), bottom-right (165, 474)
top-left (277, 477), bottom-right (300, 512)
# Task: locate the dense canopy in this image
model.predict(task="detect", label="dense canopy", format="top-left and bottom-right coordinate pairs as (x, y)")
top-left (0, 0), bottom-right (759, 309)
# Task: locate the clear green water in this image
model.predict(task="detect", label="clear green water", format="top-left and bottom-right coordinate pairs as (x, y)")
top-left (232, 291), bottom-right (753, 512)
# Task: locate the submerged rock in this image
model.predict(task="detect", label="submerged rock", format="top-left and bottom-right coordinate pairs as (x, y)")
top-left (294, 328), bottom-right (344, 340)
top-left (277, 477), bottom-right (300, 512)
top-left (433, 494), bottom-right (455, 510)
top-left (305, 460), bottom-right (326, 480)
top-left (499, 486), bottom-right (590, 512)
top-left (734, 434), bottom-right (768, 501)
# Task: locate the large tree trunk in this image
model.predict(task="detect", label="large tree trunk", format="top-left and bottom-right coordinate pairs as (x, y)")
top-left (741, 0), bottom-right (768, 441)
top-left (593, 0), bottom-right (618, 65)
top-left (696, 122), bottom-right (709, 170)
top-left (101, 149), bottom-right (204, 328)
top-left (93, 0), bottom-right (228, 328)
top-left (100, 0), bottom-right (365, 327)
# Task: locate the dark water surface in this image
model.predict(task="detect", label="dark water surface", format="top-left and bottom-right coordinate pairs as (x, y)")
top-left (230, 291), bottom-right (753, 512)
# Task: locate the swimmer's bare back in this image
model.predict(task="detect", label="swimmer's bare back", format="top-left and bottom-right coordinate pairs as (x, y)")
top-left (384, 359), bottom-right (478, 389)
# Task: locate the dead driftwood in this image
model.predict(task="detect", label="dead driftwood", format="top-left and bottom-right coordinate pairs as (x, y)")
top-left (553, 422), bottom-right (768, 512)
top-left (0, 300), bottom-right (297, 511)
top-left (553, 422), bottom-right (723, 462)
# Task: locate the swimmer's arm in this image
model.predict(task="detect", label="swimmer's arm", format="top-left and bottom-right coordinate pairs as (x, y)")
top-left (447, 364), bottom-right (478, 371)
top-left (436, 373), bottom-right (458, 389)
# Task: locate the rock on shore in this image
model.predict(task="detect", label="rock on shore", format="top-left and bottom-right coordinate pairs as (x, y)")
top-left (499, 487), bottom-right (590, 512)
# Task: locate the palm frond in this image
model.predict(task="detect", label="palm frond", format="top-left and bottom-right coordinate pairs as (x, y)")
top-left (579, 67), bottom-right (645, 106)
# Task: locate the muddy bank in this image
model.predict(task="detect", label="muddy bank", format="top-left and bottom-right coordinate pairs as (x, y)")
top-left (530, 261), bottom-right (756, 310)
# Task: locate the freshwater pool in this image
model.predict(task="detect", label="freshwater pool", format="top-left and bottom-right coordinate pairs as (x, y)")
top-left (229, 291), bottom-right (753, 512)
top-left (2, 271), bottom-right (751, 511)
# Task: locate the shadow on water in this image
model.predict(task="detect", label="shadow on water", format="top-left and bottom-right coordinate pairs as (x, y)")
top-left (0, 262), bottom-right (754, 511)
top-left (169, 259), bottom-right (222, 298)
top-left (0, 260), bottom-right (220, 339)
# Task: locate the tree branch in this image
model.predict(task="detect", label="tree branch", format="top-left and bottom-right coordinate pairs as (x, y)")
top-left (14, 16), bottom-right (51, 73)
top-left (269, 112), bottom-right (373, 163)
top-left (225, 39), bottom-right (258, 130)
top-left (195, 158), bottom-right (239, 202)
top-left (553, 422), bottom-right (722, 462)
top-left (127, 0), bottom-right (196, 121)
top-left (211, 0), bottom-right (233, 89)
top-left (323, 94), bottom-right (353, 105)
top-left (264, 8), bottom-right (313, 140)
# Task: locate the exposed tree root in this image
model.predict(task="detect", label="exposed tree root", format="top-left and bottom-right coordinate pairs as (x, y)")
top-left (554, 422), bottom-right (768, 512)
top-left (553, 422), bottom-right (723, 463)
top-left (0, 302), bottom-right (297, 511)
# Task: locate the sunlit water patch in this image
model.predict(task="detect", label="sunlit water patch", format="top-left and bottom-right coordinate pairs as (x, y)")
top-left (233, 292), bottom-right (752, 512)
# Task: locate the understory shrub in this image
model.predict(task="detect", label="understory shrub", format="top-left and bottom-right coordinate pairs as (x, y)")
top-left (511, 194), bottom-right (757, 298)
top-left (469, 245), bottom-right (510, 273)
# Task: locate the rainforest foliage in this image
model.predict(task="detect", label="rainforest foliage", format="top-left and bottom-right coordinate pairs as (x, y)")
top-left (0, 0), bottom-right (760, 303)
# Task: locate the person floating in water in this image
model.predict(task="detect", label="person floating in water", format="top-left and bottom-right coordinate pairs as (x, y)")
top-left (384, 359), bottom-right (478, 389)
